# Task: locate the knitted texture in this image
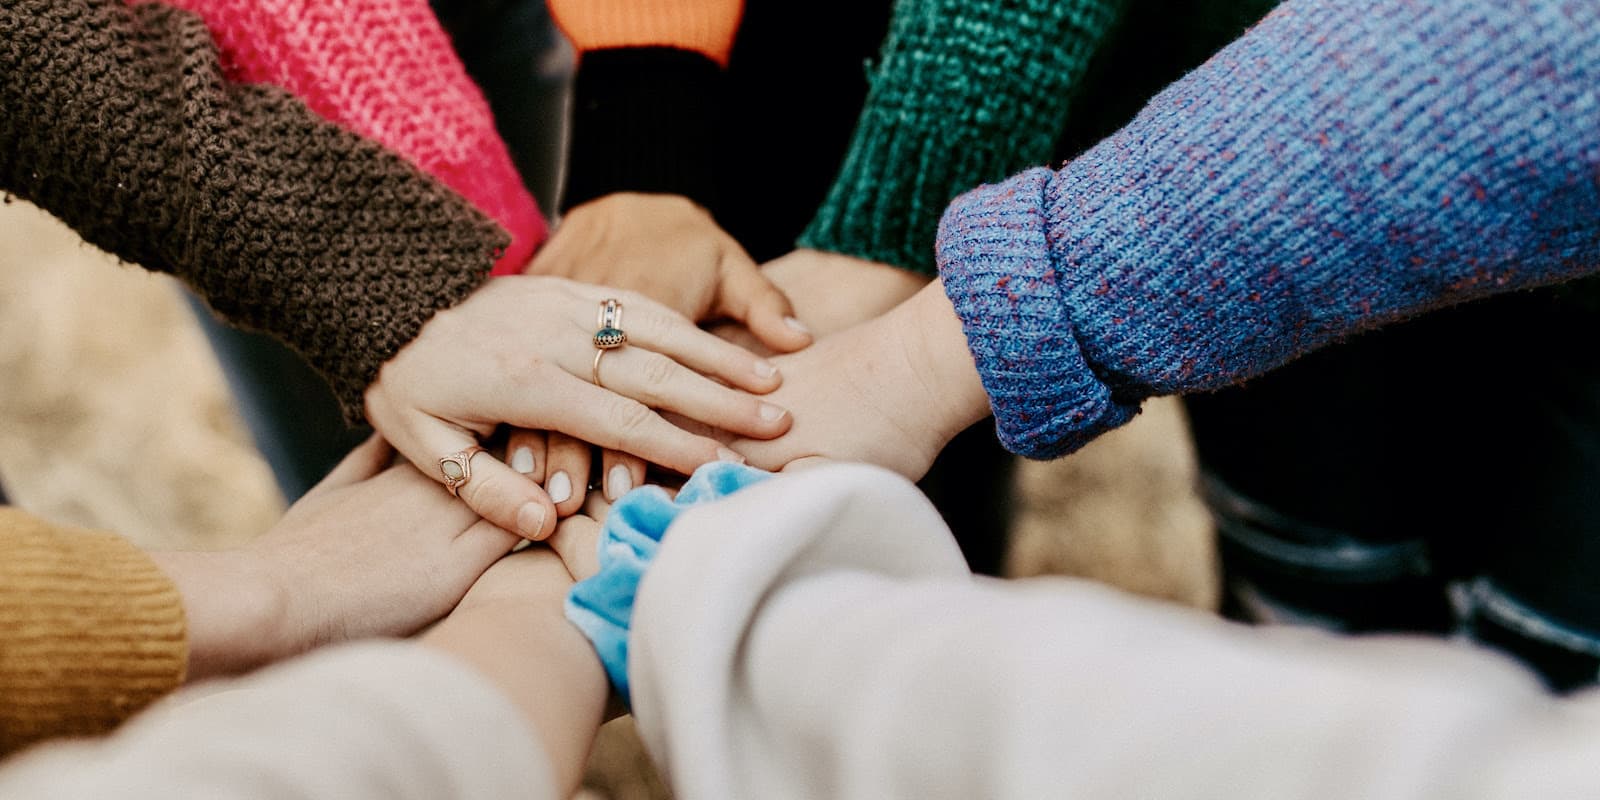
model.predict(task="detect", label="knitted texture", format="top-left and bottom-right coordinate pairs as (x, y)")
top-left (144, 0), bottom-right (546, 275)
top-left (550, 0), bottom-right (745, 213)
top-left (798, 0), bottom-right (1124, 274)
top-left (0, 510), bottom-right (186, 755)
top-left (938, 0), bottom-right (1600, 459)
top-left (550, 0), bottom-right (744, 66)
top-left (0, 0), bottom-right (507, 420)
top-left (562, 48), bottom-right (727, 214)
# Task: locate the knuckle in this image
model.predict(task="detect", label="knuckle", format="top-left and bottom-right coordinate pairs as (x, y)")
top-left (640, 352), bottom-right (678, 390)
top-left (607, 399), bottom-right (656, 436)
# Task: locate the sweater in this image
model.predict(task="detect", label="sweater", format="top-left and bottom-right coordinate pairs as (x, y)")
top-left (8, 466), bottom-right (1600, 797)
top-left (0, 0), bottom-right (508, 420)
top-left (0, 643), bottom-right (554, 798)
top-left (937, 0), bottom-right (1600, 459)
top-left (548, 0), bottom-right (743, 214)
top-left (797, 0), bottom-right (1124, 274)
top-left (144, 0), bottom-right (546, 274)
top-left (0, 510), bottom-right (186, 755)
top-left (629, 464), bottom-right (1598, 799)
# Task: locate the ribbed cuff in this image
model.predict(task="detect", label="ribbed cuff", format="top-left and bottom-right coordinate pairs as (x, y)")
top-left (562, 48), bottom-right (726, 214)
top-left (935, 168), bottom-right (1140, 459)
top-left (0, 513), bottom-right (187, 753)
top-left (799, 0), bottom-right (1120, 275)
top-left (799, 112), bottom-right (1050, 275)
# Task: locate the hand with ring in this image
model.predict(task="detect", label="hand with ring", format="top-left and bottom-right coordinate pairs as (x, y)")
top-left (364, 276), bottom-right (793, 541)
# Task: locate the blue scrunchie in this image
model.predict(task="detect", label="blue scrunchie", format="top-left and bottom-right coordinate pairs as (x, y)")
top-left (564, 461), bottom-right (772, 706)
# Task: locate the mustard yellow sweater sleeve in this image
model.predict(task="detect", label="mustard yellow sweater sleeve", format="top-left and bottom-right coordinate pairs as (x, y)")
top-left (0, 509), bottom-right (187, 755)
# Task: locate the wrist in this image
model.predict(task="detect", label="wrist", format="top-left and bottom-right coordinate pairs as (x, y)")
top-left (152, 550), bottom-right (292, 681)
top-left (894, 281), bottom-right (991, 443)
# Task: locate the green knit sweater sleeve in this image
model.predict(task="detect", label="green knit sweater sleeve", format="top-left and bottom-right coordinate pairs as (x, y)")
top-left (797, 0), bottom-right (1125, 274)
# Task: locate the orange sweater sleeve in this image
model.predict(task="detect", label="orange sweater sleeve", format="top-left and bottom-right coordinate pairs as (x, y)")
top-left (548, 0), bottom-right (744, 65)
top-left (0, 509), bottom-right (187, 755)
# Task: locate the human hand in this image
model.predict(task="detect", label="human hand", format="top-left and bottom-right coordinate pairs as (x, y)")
top-left (519, 196), bottom-right (812, 516)
top-left (530, 193), bottom-right (812, 351)
top-left (763, 249), bottom-right (931, 339)
top-left (727, 282), bottom-right (992, 480)
top-left (364, 275), bottom-right (792, 541)
top-left (165, 436), bottom-right (521, 680)
top-left (706, 249), bottom-right (930, 357)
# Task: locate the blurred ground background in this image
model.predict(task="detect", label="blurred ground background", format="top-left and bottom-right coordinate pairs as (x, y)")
top-left (0, 197), bottom-right (1217, 798)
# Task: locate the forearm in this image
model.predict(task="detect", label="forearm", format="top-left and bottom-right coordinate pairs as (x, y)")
top-left (632, 465), bottom-right (1579, 800)
top-left (549, 0), bottom-right (742, 214)
top-left (0, 0), bottom-right (504, 419)
top-left (146, 551), bottom-right (287, 683)
top-left (938, 0), bottom-right (1600, 458)
top-left (798, 0), bottom-right (1125, 274)
top-left (420, 562), bottom-right (607, 795)
top-left (0, 643), bottom-right (557, 799)
top-left (894, 280), bottom-right (991, 445)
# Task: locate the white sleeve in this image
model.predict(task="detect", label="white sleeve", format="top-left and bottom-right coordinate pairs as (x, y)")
top-left (0, 641), bottom-right (555, 800)
top-left (629, 463), bottom-right (1600, 800)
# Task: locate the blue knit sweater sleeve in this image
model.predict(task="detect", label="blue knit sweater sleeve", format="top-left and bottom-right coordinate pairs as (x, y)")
top-left (936, 0), bottom-right (1600, 459)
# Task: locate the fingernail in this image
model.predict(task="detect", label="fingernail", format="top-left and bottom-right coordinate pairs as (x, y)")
top-left (784, 316), bottom-right (811, 336)
top-left (516, 502), bottom-right (547, 540)
top-left (759, 402), bottom-right (787, 422)
top-left (547, 471), bottom-right (572, 504)
top-left (716, 447), bottom-right (746, 464)
top-left (755, 360), bottom-right (778, 378)
top-left (606, 464), bottom-right (632, 500)
top-left (511, 446), bottom-right (536, 475)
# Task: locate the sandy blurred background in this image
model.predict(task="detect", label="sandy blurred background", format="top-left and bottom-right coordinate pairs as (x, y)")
top-left (0, 196), bottom-right (1217, 798)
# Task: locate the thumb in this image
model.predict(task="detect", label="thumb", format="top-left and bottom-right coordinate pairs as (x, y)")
top-left (718, 253), bottom-right (812, 353)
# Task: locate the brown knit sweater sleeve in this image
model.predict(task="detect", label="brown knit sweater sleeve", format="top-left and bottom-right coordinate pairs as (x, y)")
top-left (0, 0), bottom-right (509, 420)
top-left (0, 509), bottom-right (187, 755)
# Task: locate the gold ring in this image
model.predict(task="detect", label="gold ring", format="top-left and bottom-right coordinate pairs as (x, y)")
top-left (592, 348), bottom-right (607, 386)
top-left (438, 445), bottom-right (485, 498)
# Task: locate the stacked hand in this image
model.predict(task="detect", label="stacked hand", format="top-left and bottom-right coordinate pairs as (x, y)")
top-left (363, 275), bottom-right (793, 541)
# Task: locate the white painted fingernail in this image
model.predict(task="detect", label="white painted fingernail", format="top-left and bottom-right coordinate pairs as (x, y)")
top-left (547, 471), bottom-right (572, 504)
top-left (755, 360), bottom-right (778, 378)
top-left (606, 465), bottom-right (632, 500)
top-left (516, 502), bottom-right (547, 540)
top-left (759, 402), bottom-right (787, 422)
top-left (716, 447), bottom-right (746, 464)
top-left (511, 446), bottom-right (536, 475)
top-left (784, 316), bottom-right (811, 336)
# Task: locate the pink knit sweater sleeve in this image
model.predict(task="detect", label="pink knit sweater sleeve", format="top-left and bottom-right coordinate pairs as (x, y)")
top-left (141, 0), bottom-right (545, 274)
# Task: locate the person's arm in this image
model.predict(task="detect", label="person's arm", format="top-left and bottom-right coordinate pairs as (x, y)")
top-left (796, 0), bottom-right (1126, 276)
top-left (0, 548), bottom-right (602, 800)
top-left (2, 0), bottom-right (788, 541)
top-left (148, 0), bottom-right (545, 272)
top-left (0, 437), bottom-right (525, 755)
top-left (734, 0), bottom-right (1600, 472)
top-left (0, 512), bottom-right (186, 754)
top-left (624, 464), bottom-right (1598, 799)
top-left (532, 0), bottom-right (808, 351)
top-left (0, 642), bottom-right (562, 800)
top-left (935, 0), bottom-right (1600, 459)
top-left (545, 0), bottom-right (741, 217)
top-left (0, 0), bottom-right (504, 419)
